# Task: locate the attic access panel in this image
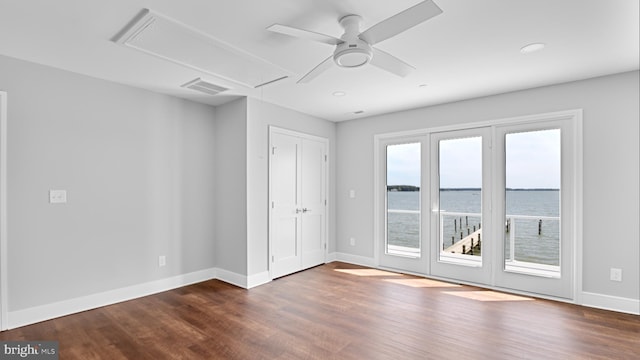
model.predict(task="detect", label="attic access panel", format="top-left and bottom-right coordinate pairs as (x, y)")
top-left (113, 9), bottom-right (290, 89)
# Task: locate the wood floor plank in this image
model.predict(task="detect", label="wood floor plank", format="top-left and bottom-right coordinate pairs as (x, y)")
top-left (1, 262), bottom-right (638, 359)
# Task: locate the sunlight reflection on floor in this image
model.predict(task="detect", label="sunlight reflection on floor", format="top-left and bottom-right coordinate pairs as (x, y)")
top-left (334, 268), bottom-right (404, 277)
top-left (383, 278), bottom-right (462, 288)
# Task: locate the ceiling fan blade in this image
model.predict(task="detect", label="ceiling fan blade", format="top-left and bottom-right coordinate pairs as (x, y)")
top-left (360, 0), bottom-right (443, 45)
top-left (370, 48), bottom-right (415, 77)
top-left (267, 24), bottom-right (342, 46)
top-left (297, 55), bottom-right (334, 83)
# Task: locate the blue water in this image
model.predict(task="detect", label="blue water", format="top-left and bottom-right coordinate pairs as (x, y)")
top-left (387, 190), bottom-right (560, 265)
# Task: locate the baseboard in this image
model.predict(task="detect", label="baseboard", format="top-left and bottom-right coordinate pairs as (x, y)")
top-left (326, 252), bottom-right (338, 263)
top-left (215, 268), bottom-right (248, 289)
top-left (7, 268), bottom-right (218, 330)
top-left (331, 252), bottom-right (376, 267)
top-left (581, 292), bottom-right (640, 315)
top-left (8, 265), bottom-right (636, 330)
top-left (247, 271), bottom-right (271, 289)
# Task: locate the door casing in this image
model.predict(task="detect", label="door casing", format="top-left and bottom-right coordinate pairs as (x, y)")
top-left (0, 91), bottom-right (7, 330)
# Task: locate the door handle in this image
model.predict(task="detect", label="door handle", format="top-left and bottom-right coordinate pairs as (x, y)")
top-left (302, 208), bottom-right (310, 213)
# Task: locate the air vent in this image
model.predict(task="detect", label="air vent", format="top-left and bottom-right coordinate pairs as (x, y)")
top-left (181, 78), bottom-right (228, 96)
top-left (113, 9), bottom-right (290, 88)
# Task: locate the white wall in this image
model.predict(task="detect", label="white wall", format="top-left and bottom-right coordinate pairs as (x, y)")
top-left (246, 98), bottom-right (336, 277)
top-left (336, 71), bottom-right (639, 305)
top-left (214, 98), bottom-right (248, 276)
top-left (1, 50), bottom-right (635, 324)
top-left (0, 54), bottom-right (217, 313)
top-left (211, 98), bottom-right (336, 284)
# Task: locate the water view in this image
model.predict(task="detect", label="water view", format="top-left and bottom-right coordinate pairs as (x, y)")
top-left (387, 189), bottom-right (560, 265)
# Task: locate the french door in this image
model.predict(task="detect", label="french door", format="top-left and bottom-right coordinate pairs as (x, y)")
top-left (269, 127), bottom-right (328, 279)
top-left (376, 111), bottom-right (580, 299)
top-left (429, 127), bottom-right (493, 285)
top-left (378, 136), bottom-right (428, 273)
top-left (492, 120), bottom-right (576, 299)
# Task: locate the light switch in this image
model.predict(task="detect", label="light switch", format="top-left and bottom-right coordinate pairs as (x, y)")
top-left (49, 190), bottom-right (67, 204)
top-left (349, 190), bottom-right (356, 198)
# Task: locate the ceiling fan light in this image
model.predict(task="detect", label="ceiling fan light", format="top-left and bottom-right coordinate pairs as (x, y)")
top-left (333, 39), bottom-right (373, 68)
top-left (334, 49), bottom-right (371, 67)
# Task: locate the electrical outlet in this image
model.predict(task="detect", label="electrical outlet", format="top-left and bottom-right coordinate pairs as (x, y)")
top-left (350, 237), bottom-right (356, 246)
top-left (610, 268), bottom-right (622, 282)
top-left (159, 255), bottom-right (166, 267)
top-left (49, 190), bottom-right (67, 204)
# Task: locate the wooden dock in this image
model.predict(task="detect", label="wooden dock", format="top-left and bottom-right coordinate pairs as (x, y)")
top-left (444, 229), bottom-right (482, 255)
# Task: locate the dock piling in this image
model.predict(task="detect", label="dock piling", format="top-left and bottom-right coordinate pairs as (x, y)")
top-left (538, 219), bottom-right (542, 235)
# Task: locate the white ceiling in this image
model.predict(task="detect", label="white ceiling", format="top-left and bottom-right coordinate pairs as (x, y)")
top-left (0, 0), bottom-right (638, 121)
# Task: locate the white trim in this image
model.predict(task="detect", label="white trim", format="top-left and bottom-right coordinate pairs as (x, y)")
top-left (573, 111), bottom-right (584, 305)
top-left (216, 268), bottom-right (248, 289)
top-left (581, 292), bottom-right (640, 315)
top-left (374, 109), bottom-right (581, 140)
top-left (7, 267), bottom-right (217, 330)
top-left (0, 91), bottom-right (7, 330)
top-left (332, 252), bottom-right (376, 268)
top-left (269, 126), bottom-right (328, 144)
top-left (247, 271), bottom-right (271, 289)
top-left (372, 136), bottom-right (381, 266)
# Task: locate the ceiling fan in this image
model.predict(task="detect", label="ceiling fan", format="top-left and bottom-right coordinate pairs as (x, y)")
top-left (267, 0), bottom-right (443, 83)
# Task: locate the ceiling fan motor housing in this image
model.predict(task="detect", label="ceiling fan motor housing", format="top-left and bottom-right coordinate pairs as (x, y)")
top-left (333, 14), bottom-right (372, 68)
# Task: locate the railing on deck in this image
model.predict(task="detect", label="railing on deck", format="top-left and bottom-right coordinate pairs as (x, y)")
top-left (386, 208), bottom-right (561, 276)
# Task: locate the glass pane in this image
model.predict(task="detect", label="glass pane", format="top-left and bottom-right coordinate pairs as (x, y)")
top-left (386, 143), bottom-right (421, 258)
top-left (504, 129), bottom-right (561, 277)
top-left (438, 137), bottom-right (483, 263)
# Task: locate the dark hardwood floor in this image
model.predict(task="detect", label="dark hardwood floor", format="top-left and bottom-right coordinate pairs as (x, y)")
top-left (1, 262), bottom-right (639, 359)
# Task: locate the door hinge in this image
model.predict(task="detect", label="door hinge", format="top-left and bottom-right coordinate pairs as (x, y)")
top-left (272, 146), bottom-right (276, 155)
top-left (324, 243), bottom-right (327, 250)
top-left (324, 199), bottom-right (327, 206)
top-left (324, 154), bottom-right (327, 162)
top-left (271, 201), bottom-right (275, 208)
top-left (272, 255), bottom-right (274, 262)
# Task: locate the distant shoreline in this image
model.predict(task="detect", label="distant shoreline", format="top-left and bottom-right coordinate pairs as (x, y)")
top-left (387, 185), bottom-right (559, 192)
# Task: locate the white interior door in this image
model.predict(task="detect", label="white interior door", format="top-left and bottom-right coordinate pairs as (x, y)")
top-left (270, 131), bottom-right (301, 278)
top-left (300, 138), bottom-right (327, 268)
top-left (269, 128), bottom-right (327, 279)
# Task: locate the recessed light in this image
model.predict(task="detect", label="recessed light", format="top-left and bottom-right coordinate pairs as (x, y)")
top-left (418, 84), bottom-right (428, 88)
top-left (520, 43), bottom-right (545, 54)
top-left (333, 91), bottom-right (346, 97)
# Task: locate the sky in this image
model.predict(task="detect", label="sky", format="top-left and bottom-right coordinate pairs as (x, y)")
top-left (387, 129), bottom-right (561, 188)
